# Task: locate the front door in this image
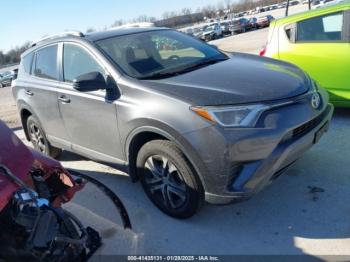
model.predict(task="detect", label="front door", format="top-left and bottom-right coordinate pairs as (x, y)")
top-left (57, 42), bottom-right (124, 163)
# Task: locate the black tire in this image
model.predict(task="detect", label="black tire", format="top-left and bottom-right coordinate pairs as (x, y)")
top-left (26, 115), bottom-right (62, 158)
top-left (136, 140), bottom-right (203, 218)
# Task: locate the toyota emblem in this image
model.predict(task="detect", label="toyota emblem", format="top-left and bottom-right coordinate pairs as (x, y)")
top-left (311, 93), bottom-right (321, 109)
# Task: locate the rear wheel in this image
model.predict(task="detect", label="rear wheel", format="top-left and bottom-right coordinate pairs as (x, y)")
top-left (26, 115), bottom-right (62, 158)
top-left (136, 140), bottom-right (203, 218)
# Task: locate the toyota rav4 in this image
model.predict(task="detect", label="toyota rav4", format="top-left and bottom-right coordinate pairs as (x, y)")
top-left (13, 27), bottom-right (333, 218)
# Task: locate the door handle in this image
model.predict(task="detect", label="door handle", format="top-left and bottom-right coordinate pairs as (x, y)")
top-left (58, 96), bottom-right (71, 103)
top-left (25, 90), bottom-right (34, 96)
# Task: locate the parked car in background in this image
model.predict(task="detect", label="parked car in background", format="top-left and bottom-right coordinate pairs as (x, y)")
top-left (220, 21), bottom-right (231, 35)
top-left (231, 18), bottom-right (249, 33)
top-left (201, 23), bottom-right (223, 41)
top-left (311, 0), bottom-right (324, 8)
top-left (192, 26), bottom-right (204, 39)
top-left (312, 0), bottom-right (338, 8)
top-left (247, 17), bottom-right (258, 30)
top-left (0, 70), bottom-right (16, 87)
top-left (13, 27), bottom-right (333, 218)
top-left (261, 1), bottom-right (350, 107)
top-left (256, 15), bottom-right (275, 28)
top-left (290, 0), bottom-right (301, 6)
top-left (278, 2), bottom-right (287, 8)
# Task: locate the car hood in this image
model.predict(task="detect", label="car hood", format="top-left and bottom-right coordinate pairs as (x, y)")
top-left (141, 53), bottom-right (311, 106)
top-left (0, 121), bottom-right (34, 211)
top-left (0, 121), bottom-right (81, 212)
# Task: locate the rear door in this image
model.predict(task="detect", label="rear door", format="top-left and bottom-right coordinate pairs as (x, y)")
top-left (57, 42), bottom-right (123, 163)
top-left (278, 10), bottom-right (350, 104)
top-left (26, 44), bottom-right (69, 147)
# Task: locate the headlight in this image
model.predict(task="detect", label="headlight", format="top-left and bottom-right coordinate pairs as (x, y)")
top-left (190, 104), bottom-right (269, 127)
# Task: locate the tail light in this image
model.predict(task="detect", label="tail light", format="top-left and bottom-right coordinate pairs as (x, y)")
top-left (259, 45), bottom-right (267, 56)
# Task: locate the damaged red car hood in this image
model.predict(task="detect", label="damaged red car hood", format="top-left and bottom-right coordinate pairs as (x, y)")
top-left (0, 121), bottom-right (35, 211)
top-left (0, 121), bottom-right (73, 211)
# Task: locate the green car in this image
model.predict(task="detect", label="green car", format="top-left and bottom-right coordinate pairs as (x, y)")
top-left (261, 1), bottom-right (350, 107)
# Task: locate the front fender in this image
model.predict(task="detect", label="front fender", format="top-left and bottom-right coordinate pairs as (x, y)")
top-left (124, 119), bottom-right (210, 192)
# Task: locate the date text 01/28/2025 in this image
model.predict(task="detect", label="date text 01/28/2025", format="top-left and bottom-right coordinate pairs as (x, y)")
top-left (127, 255), bottom-right (219, 261)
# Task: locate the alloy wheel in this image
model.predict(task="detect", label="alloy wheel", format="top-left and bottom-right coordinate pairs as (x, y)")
top-left (28, 123), bottom-right (46, 153)
top-left (144, 155), bottom-right (187, 209)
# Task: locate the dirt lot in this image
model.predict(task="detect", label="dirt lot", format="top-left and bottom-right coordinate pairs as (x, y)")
top-left (1, 14), bottom-right (350, 257)
top-left (0, 87), bottom-right (20, 128)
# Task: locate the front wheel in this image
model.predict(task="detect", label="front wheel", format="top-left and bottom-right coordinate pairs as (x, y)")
top-left (137, 140), bottom-right (204, 218)
top-left (26, 115), bottom-right (62, 158)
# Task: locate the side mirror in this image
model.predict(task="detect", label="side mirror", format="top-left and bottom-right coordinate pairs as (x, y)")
top-left (73, 72), bottom-right (107, 92)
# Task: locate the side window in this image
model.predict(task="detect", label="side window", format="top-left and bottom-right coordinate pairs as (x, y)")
top-left (285, 23), bottom-right (296, 42)
top-left (297, 12), bottom-right (343, 42)
top-left (22, 52), bottom-right (34, 74)
top-left (63, 44), bottom-right (104, 82)
top-left (34, 45), bottom-right (58, 80)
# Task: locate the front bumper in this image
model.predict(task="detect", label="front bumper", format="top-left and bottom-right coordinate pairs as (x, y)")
top-left (182, 89), bottom-right (334, 204)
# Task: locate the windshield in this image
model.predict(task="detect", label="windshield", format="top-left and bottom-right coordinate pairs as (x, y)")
top-left (204, 25), bottom-right (215, 32)
top-left (96, 29), bottom-right (227, 79)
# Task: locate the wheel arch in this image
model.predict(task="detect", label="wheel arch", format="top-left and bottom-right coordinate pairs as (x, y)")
top-left (18, 103), bottom-right (35, 141)
top-left (18, 103), bottom-right (45, 142)
top-left (125, 125), bottom-right (208, 192)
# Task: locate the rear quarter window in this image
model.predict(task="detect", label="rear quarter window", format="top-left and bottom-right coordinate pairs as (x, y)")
top-left (22, 52), bottom-right (34, 74)
top-left (34, 45), bottom-right (58, 80)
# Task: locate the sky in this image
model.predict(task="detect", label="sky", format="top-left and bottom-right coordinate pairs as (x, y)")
top-left (0, 0), bottom-right (224, 52)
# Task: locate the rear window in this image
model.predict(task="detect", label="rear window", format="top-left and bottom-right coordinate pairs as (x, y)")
top-left (34, 45), bottom-right (58, 80)
top-left (22, 52), bottom-right (34, 74)
top-left (297, 12), bottom-right (343, 42)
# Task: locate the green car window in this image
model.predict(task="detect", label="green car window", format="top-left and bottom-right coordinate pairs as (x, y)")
top-left (297, 12), bottom-right (343, 42)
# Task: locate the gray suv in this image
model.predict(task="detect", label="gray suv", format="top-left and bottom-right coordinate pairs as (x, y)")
top-left (13, 28), bottom-right (333, 218)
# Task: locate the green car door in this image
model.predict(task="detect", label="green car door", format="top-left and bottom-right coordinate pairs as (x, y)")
top-left (270, 6), bottom-right (350, 106)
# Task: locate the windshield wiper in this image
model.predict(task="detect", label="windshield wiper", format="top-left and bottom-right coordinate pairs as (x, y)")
top-left (178, 57), bottom-right (228, 74)
top-left (139, 57), bottom-right (228, 80)
top-left (139, 71), bottom-right (183, 80)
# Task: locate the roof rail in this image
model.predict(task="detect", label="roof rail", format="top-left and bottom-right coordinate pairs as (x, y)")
top-left (31, 31), bottom-right (84, 47)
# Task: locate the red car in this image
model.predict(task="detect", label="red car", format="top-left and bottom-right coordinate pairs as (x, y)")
top-left (0, 120), bottom-right (100, 260)
top-left (256, 15), bottom-right (275, 28)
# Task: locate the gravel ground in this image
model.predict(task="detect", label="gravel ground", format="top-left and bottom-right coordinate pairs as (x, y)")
top-left (0, 87), bottom-right (20, 128)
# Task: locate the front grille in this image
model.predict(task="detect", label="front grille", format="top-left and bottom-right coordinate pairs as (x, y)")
top-left (292, 107), bottom-right (329, 139)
